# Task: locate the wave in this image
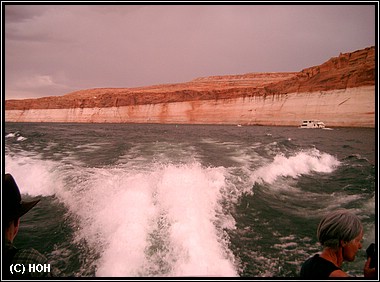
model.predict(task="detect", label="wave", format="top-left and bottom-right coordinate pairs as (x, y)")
top-left (3, 147), bottom-right (345, 277)
top-left (5, 154), bottom-right (238, 277)
top-left (250, 148), bottom-right (340, 185)
top-left (5, 131), bottom-right (27, 141)
top-left (5, 154), bottom-right (61, 197)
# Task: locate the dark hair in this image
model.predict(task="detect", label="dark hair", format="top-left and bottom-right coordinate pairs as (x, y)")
top-left (3, 217), bottom-right (19, 230)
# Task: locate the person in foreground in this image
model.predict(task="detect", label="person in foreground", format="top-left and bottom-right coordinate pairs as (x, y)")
top-left (2, 173), bottom-right (60, 278)
top-left (300, 209), bottom-right (376, 278)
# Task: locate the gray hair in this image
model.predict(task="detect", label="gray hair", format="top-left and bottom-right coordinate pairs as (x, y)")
top-left (317, 210), bottom-right (363, 249)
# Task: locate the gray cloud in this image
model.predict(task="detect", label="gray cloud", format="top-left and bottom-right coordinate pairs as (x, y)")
top-left (4, 4), bottom-right (376, 99)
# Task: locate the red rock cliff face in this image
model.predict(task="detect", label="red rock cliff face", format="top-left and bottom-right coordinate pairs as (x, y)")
top-left (5, 46), bottom-right (375, 127)
top-left (267, 46), bottom-right (374, 94)
top-left (5, 72), bottom-right (298, 110)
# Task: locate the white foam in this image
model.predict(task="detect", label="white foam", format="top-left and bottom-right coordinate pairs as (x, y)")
top-left (5, 131), bottom-right (27, 141)
top-left (5, 154), bottom-right (61, 197)
top-left (5, 153), bottom-right (238, 277)
top-left (251, 148), bottom-right (340, 184)
top-left (6, 132), bottom-right (17, 138)
top-left (154, 163), bottom-right (237, 277)
top-left (3, 146), bottom-right (347, 277)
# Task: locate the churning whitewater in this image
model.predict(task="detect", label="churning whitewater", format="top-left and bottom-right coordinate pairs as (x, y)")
top-left (4, 123), bottom-right (375, 277)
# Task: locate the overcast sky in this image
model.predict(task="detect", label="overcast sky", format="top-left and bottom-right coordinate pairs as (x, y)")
top-left (4, 4), bottom-right (376, 100)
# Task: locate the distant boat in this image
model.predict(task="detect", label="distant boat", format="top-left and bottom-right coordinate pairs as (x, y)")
top-left (237, 124), bottom-right (242, 127)
top-left (299, 120), bottom-right (326, 129)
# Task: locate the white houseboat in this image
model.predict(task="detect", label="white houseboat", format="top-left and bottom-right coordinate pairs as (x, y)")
top-left (299, 120), bottom-right (326, 129)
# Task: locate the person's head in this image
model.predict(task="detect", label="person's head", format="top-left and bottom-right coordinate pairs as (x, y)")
top-left (317, 209), bottom-right (363, 261)
top-left (3, 173), bottom-right (40, 242)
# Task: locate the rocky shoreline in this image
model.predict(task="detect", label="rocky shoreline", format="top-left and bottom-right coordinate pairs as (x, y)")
top-left (5, 46), bottom-right (375, 127)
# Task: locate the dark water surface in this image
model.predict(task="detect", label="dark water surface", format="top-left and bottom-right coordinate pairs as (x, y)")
top-left (4, 123), bottom-right (376, 277)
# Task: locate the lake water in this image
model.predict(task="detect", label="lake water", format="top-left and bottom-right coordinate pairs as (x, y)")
top-left (4, 123), bottom-right (376, 278)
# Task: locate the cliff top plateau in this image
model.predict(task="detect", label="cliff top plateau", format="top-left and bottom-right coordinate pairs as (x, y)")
top-left (5, 46), bottom-right (375, 110)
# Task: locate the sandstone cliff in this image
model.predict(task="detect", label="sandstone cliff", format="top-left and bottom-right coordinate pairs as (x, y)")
top-left (5, 46), bottom-right (375, 127)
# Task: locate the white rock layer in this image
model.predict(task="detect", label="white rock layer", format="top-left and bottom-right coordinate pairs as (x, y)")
top-left (5, 86), bottom-right (374, 127)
